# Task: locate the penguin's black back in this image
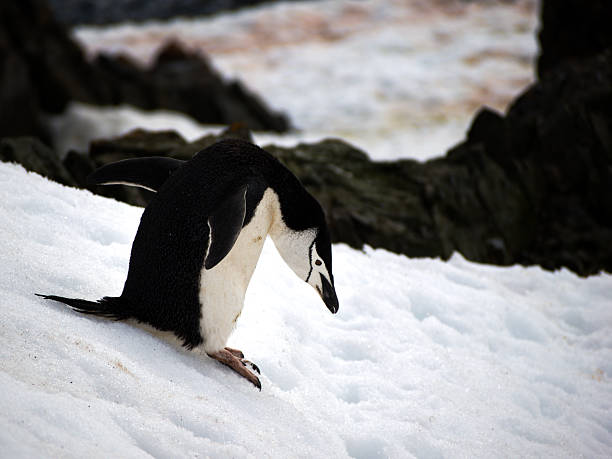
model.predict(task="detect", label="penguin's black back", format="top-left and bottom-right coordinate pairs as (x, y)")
top-left (117, 139), bottom-right (324, 348)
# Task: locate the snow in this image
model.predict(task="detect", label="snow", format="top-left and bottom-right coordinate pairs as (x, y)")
top-left (57, 0), bottom-right (538, 161)
top-left (1, 161), bottom-right (612, 457)
top-left (46, 103), bottom-right (222, 159)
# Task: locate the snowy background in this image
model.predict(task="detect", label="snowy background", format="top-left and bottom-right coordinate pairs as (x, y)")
top-left (3, 0), bottom-right (612, 457)
top-left (53, 0), bottom-right (537, 161)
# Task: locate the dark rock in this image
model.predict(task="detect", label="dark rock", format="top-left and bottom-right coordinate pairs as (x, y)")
top-left (271, 134), bottom-right (533, 268)
top-left (264, 140), bottom-right (444, 258)
top-left (170, 122), bottom-right (254, 160)
top-left (63, 150), bottom-right (96, 186)
top-left (92, 41), bottom-right (289, 132)
top-left (0, 137), bottom-right (76, 186)
top-left (537, 0), bottom-right (612, 78)
top-left (89, 39), bottom-right (290, 131)
top-left (88, 122), bottom-right (253, 164)
top-left (47, 0), bottom-right (309, 26)
top-left (0, 0), bottom-right (290, 147)
top-left (465, 106), bottom-right (505, 158)
top-left (90, 129), bottom-right (188, 164)
top-left (0, 0), bottom-right (93, 141)
top-left (0, 51), bottom-right (49, 143)
top-left (463, 50), bottom-right (612, 275)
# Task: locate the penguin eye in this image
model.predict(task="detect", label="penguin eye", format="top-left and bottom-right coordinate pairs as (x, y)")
top-left (315, 260), bottom-right (322, 266)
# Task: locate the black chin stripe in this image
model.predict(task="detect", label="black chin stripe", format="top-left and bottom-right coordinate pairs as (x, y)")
top-left (305, 239), bottom-right (316, 283)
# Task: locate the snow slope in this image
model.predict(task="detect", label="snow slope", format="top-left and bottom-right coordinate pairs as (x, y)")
top-left (1, 161), bottom-right (611, 457)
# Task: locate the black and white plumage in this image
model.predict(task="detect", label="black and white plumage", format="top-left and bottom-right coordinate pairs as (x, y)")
top-left (38, 139), bottom-right (338, 389)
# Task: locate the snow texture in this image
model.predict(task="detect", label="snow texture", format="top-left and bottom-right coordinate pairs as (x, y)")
top-left (1, 161), bottom-right (611, 457)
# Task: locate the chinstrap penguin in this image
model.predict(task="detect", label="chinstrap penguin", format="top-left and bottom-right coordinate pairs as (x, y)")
top-left (38, 139), bottom-right (339, 389)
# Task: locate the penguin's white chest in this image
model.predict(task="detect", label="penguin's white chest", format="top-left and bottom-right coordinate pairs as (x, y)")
top-left (198, 188), bottom-right (279, 353)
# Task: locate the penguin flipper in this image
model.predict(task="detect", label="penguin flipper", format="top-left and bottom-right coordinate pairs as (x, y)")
top-left (204, 184), bottom-right (248, 270)
top-left (87, 157), bottom-right (185, 192)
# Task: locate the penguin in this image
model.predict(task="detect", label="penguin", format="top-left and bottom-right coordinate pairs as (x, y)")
top-left (38, 139), bottom-right (338, 389)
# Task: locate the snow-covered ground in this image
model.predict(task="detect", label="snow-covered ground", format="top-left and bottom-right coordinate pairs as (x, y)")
top-left (53, 0), bottom-right (538, 161)
top-left (1, 161), bottom-right (611, 457)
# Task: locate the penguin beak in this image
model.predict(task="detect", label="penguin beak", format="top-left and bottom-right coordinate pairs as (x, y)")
top-left (319, 273), bottom-right (339, 314)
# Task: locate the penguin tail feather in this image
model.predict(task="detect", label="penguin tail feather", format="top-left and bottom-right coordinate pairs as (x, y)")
top-left (36, 294), bottom-right (130, 321)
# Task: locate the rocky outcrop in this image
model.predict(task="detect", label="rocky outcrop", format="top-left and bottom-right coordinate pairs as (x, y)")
top-left (0, 0), bottom-right (289, 144)
top-left (2, 0), bottom-right (611, 276)
top-left (537, 0), bottom-right (612, 77)
top-left (499, 50), bottom-right (612, 274)
top-left (13, 45), bottom-right (608, 276)
top-left (0, 137), bottom-right (77, 187)
top-left (90, 41), bottom-right (288, 131)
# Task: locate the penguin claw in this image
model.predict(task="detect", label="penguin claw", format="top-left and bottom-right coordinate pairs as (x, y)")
top-left (226, 347), bottom-right (260, 374)
top-left (241, 360), bottom-right (261, 374)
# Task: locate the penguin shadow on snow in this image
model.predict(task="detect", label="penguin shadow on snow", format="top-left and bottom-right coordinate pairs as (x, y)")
top-left (37, 139), bottom-right (339, 390)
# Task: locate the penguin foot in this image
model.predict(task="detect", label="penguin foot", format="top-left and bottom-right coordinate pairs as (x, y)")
top-left (207, 349), bottom-right (261, 390)
top-left (224, 346), bottom-right (244, 359)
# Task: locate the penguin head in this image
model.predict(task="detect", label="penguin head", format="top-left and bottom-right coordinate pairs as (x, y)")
top-left (305, 226), bottom-right (338, 314)
top-left (264, 165), bottom-right (339, 314)
top-left (271, 220), bottom-right (338, 314)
